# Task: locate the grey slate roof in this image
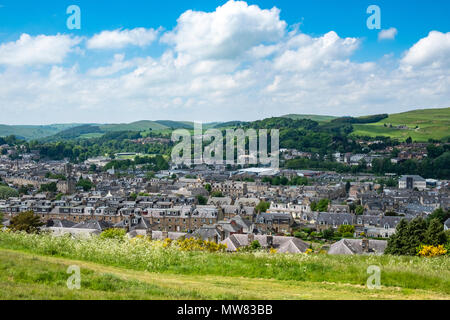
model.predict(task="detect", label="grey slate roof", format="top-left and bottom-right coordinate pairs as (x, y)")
top-left (328, 239), bottom-right (387, 255)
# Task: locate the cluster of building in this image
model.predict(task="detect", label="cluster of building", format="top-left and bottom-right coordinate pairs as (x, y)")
top-left (1, 151), bottom-right (449, 255)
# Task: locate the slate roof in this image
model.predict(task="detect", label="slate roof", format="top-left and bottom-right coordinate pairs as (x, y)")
top-left (72, 220), bottom-right (113, 231)
top-left (328, 239), bottom-right (387, 255)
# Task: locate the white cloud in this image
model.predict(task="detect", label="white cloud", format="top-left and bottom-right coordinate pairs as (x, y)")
top-left (161, 0), bottom-right (286, 61)
top-left (0, 1), bottom-right (449, 124)
top-left (0, 33), bottom-right (80, 66)
top-left (401, 31), bottom-right (450, 69)
top-left (274, 31), bottom-right (359, 71)
top-left (87, 28), bottom-right (159, 49)
top-left (378, 27), bottom-right (398, 41)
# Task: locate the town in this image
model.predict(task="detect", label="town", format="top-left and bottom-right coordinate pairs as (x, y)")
top-left (1, 139), bottom-right (448, 256)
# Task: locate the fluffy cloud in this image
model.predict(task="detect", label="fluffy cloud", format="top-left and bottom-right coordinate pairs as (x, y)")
top-left (161, 0), bottom-right (286, 61)
top-left (378, 27), bottom-right (398, 41)
top-left (274, 31), bottom-right (359, 71)
top-left (87, 28), bottom-right (159, 49)
top-left (401, 31), bottom-right (450, 69)
top-left (0, 34), bottom-right (80, 66)
top-left (0, 1), bottom-right (449, 124)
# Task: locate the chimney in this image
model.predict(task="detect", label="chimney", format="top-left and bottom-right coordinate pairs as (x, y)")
top-left (361, 238), bottom-right (369, 253)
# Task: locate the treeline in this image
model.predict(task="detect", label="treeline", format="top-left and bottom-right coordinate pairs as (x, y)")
top-left (285, 151), bottom-right (450, 179)
top-left (29, 131), bottom-right (172, 163)
top-left (261, 176), bottom-right (308, 186)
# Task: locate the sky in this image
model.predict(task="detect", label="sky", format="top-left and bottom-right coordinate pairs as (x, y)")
top-left (0, 0), bottom-right (449, 124)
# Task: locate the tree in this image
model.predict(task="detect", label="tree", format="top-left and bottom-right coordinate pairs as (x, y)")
top-left (322, 228), bottom-right (335, 240)
top-left (77, 178), bottom-right (94, 191)
top-left (338, 225), bottom-right (355, 235)
top-left (211, 191), bottom-right (224, 197)
top-left (385, 218), bottom-right (428, 256)
top-left (385, 219), bottom-right (409, 255)
top-left (255, 201), bottom-right (270, 213)
top-left (204, 184), bottom-right (212, 193)
top-left (9, 211), bottom-right (44, 233)
top-left (312, 199), bottom-right (330, 212)
top-left (355, 205), bottom-right (364, 215)
top-left (0, 186), bottom-right (19, 199)
top-left (250, 240), bottom-right (261, 250)
top-left (39, 182), bottom-right (57, 193)
top-left (196, 195), bottom-right (207, 205)
top-left (424, 219), bottom-right (447, 246)
top-left (427, 208), bottom-right (450, 225)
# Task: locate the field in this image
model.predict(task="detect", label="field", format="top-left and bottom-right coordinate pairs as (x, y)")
top-left (0, 231), bottom-right (449, 300)
top-left (352, 107), bottom-right (450, 142)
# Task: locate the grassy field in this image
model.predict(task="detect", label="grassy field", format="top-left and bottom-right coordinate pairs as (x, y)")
top-left (1, 249), bottom-right (449, 300)
top-left (352, 107), bottom-right (450, 142)
top-left (0, 231), bottom-right (449, 300)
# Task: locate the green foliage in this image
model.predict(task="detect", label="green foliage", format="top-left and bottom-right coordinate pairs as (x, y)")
top-left (0, 185), bottom-right (19, 199)
top-left (9, 211), bottom-right (44, 233)
top-left (262, 176), bottom-right (308, 186)
top-left (76, 179), bottom-right (94, 191)
top-left (355, 205), bottom-right (364, 215)
top-left (386, 218), bottom-right (448, 256)
top-left (322, 228), bottom-right (335, 240)
top-left (204, 184), bottom-right (212, 193)
top-left (427, 208), bottom-right (450, 225)
top-left (39, 182), bottom-right (57, 193)
top-left (255, 201), bottom-right (270, 213)
top-left (45, 173), bottom-right (66, 180)
top-left (210, 191), bottom-right (224, 197)
top-left (311, 199), bottom-right (330, 212)
top-left (100, 228), bottom-right (126, 241)
top-left (338, 225), bottom-right (355, 235)
top-left (196, 195), bottom-right (207, 205)
top-left (425, 219), bottom-right (448, 247)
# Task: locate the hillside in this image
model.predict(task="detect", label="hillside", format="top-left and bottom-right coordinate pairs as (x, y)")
top-left (352, 108), bottom-right (450, 142)
top-left (0, 124), bottom-right (82, 140)
top-left (283, 114), bottom-right (337, 122)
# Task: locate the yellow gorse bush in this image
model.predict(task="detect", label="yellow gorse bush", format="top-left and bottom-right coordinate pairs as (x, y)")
top-left (418, 244), bottom-right (447, 257)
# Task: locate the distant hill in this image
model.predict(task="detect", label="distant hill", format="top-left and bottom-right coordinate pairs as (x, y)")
top-left (2, 108), bottom-right (448, 142)
top-left (282, 114), bottom-right (337, 122)
top-left (0, 124), bottom-right (83, 140)
top-left (351, 107), bottom-right (450, 142)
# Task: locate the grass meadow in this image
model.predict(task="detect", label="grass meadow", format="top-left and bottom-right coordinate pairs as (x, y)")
top-left (0, 231), bottom-right (449, 300)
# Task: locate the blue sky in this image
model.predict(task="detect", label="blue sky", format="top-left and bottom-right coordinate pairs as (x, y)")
top-left (0, 0), bottom-right (449, 124)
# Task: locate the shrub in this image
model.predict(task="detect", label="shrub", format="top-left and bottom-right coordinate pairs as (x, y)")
top-left (100, 228), bottom-right (126, 241)
top-left (417, 245), bottom-right (447, 257)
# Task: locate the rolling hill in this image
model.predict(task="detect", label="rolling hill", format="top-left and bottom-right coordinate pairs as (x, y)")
top-left (351, 107), bottom-right (450, 142)
top-left (283, 114), bottom-right (337, 122)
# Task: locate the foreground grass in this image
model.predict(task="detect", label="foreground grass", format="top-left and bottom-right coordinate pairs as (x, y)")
top-left (1, 249), bottom-right (448, 300)
top-left (0, 231), bottom-right (449, 299)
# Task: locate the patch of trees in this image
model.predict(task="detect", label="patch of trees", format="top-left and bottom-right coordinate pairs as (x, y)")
top-left (385, 217), bottom-right (448, 256)
top-left (9, 211), bottom-right (44, 233)
top-left (39, 182), bottom-right (57, 193)
top-left (261, 176), bottom-right (308, 186)
top-left (0, 186), bottom-right (19, 199)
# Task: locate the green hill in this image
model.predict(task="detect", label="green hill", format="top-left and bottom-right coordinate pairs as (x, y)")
top-left (352, 108), bottom-right (450, 142)
top-left (283, 114), bottom-right (337, 122)
top-left (0, 124), bottom-right (82, 140)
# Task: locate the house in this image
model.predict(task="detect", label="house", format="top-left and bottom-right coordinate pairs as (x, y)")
top-left (399, 175), bottom-right (426, 191)
top-left (328, 238), bottom-right (387, 255)
top-left (221, 234), bottom-right (309, 254)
